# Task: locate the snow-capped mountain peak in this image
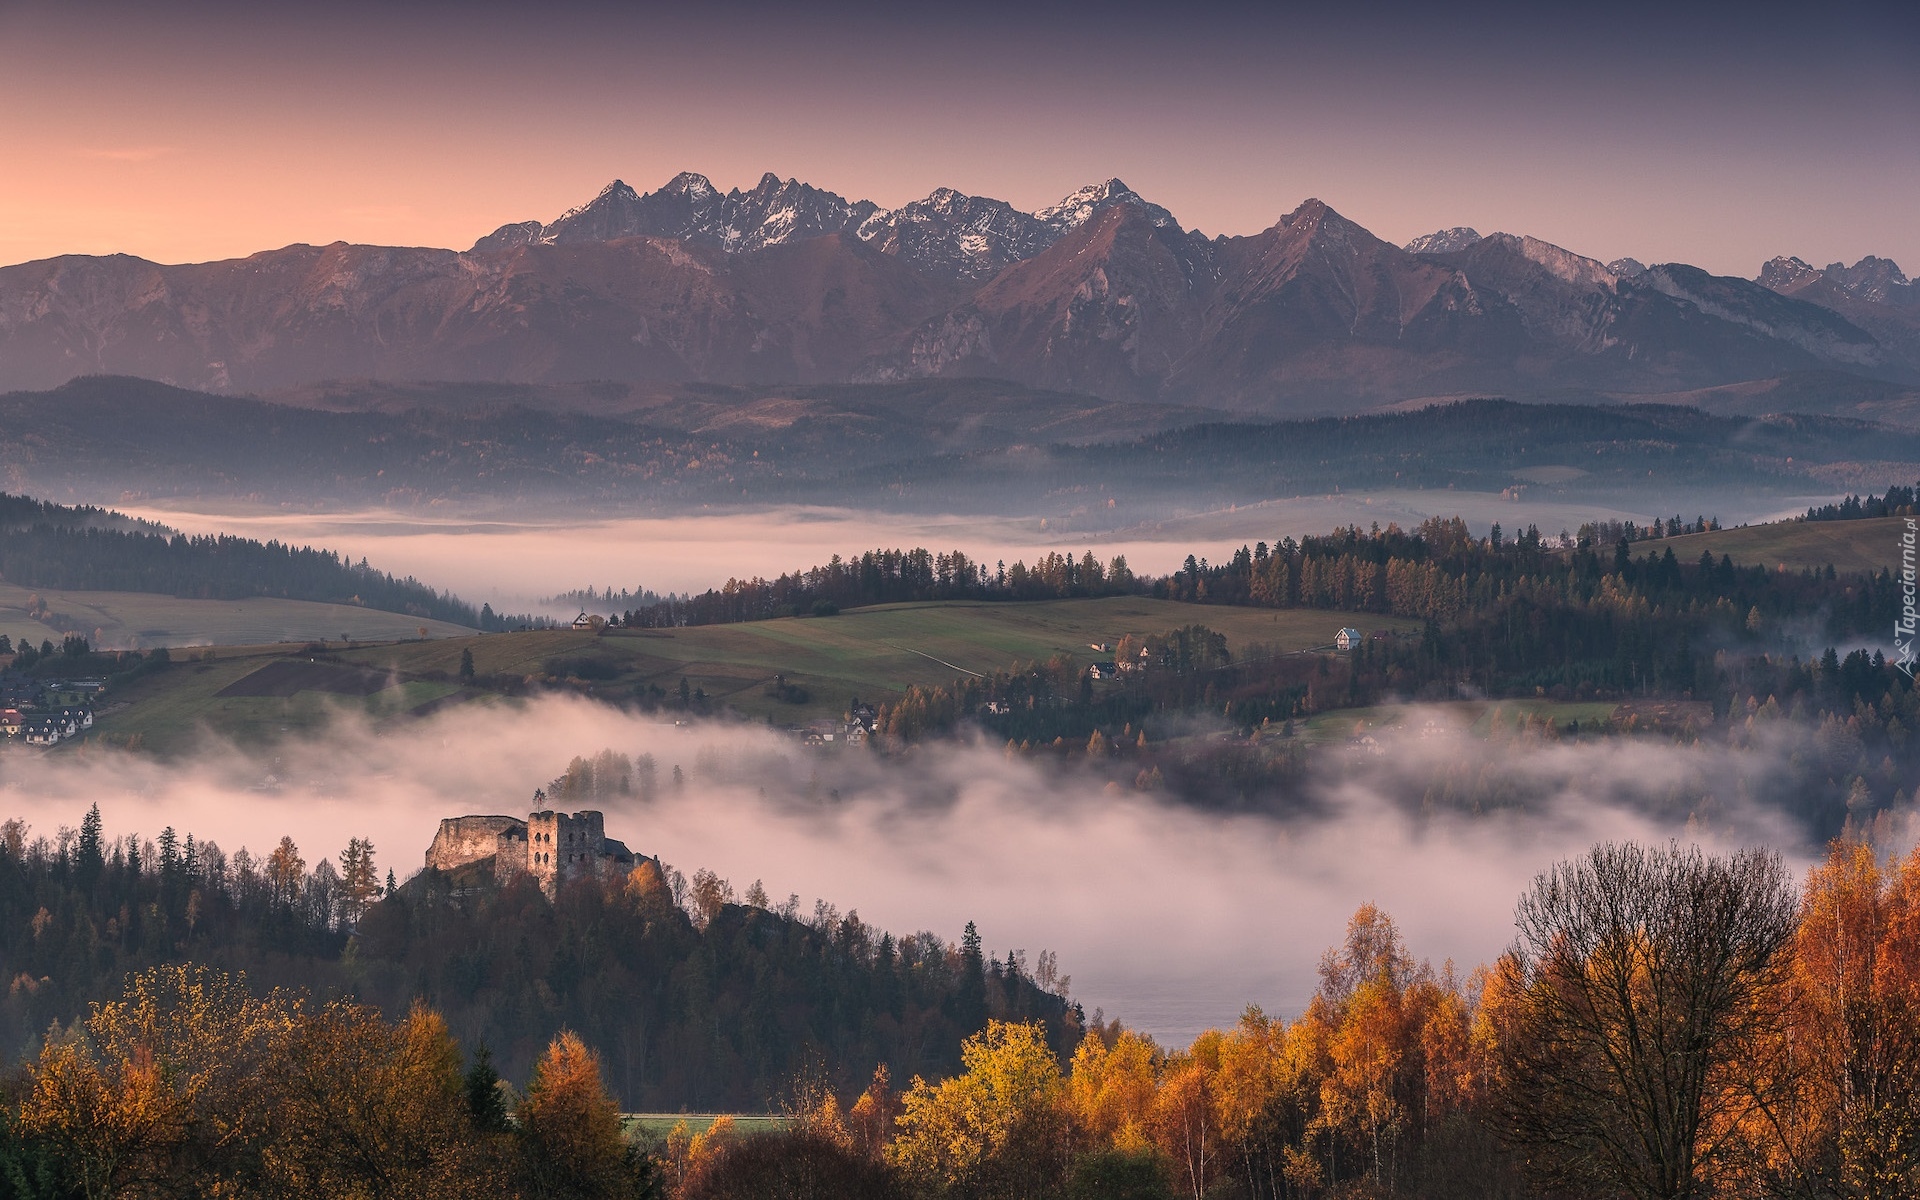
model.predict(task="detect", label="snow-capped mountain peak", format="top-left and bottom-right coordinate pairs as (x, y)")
top-left (1759, 254), bottom-right (1914, 309)
top-left (1404, 227), bottom-right (1483, 255)
top-left (1758, 255), bottom-right (1824, 291)
top-left (660, 172), bottom-right (717, 199)
top-left (1035, 178), bottom-right (1178, 231)
top-left (542, 180), bottom-right (632, 224)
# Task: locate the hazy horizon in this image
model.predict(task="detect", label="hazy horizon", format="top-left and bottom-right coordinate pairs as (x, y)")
top-left (113, 487), bottom-right (1831, 616)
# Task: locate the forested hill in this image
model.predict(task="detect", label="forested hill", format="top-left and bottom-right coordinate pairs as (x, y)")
top-left (0, 492), bottom-right (165, 534)
top-left (0, 492), bottom-right (481, 628)
top-left (0, 807), bottom-right (1076, 1110)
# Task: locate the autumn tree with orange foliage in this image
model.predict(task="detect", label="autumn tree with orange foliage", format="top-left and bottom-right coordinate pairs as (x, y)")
top-left (890, 1020), bottom-right (1074, 1198)
top-left (265, 998), bottom-right (494, 1199)
top-left (879, 908), bottom-right (1519, 1200)
top-left (22, 835), bottom-right (1920, 1200)
top-left (1748, 840), bottom-right (1920, 1199)
top-left (19, 965), bottom-right (284, 1198)
top-left (4, 967), bottom-right (659, 1200)
top-left (516, 1030), bottom-right (654, 1199)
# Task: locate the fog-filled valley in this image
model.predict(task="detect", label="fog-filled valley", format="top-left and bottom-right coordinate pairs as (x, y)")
top-left (7, 423), bottom-right (1919, 1198)
top-left (113, 489), bottom-right (1828, 619)
top-left (0, 695), bottom-right (1843, 1046)
top-left (6, 6), bottom-right (1920, 1189)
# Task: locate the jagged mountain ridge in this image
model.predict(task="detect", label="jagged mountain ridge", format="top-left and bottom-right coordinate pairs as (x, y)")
top-left (1, 172), bottom-right (1916, 412)
top-left (1761, 255), bottom-right (1914, 307)
top-left (1754, 253), bottom-right (1920, 370)
top-left (472, 172), bottom-right (1174, 283)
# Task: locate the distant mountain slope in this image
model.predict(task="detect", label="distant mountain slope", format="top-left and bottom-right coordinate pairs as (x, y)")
top-left (0, 375), bottom-right (1216, 507)
top-left (0, 233), bottom-right (958, 392)
top-left (1756, 253), bottom-right (1920, 371)
top-left (5, 377), bottom-right (1915, 518)
top-left (1630, 371), bottom-right (1920, 429)
top-left (2, 172), bottom-right (1916, 410)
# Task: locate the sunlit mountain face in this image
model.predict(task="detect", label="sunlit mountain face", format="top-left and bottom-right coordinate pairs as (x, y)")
top-left (3, 174), bottom-right (1916, 409)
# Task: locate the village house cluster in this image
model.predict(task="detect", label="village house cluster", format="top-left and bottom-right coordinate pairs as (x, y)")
top-left (0, 670), bottom-right (101, 747)
top-left (789, 700), bottom-right (877, 746)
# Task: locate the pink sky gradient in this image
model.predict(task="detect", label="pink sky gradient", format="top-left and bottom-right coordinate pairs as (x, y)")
top-left (2, 2), bottom-right (1914, 278)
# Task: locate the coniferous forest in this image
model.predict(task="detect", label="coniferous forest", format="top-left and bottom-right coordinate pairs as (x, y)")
top-left (0, 808), bottom-right (1071, 1116)
top-left (0, 494), bottom-right (480, 627)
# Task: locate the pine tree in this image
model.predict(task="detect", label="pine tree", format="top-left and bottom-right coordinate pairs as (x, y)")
top-left (76, 803), bottom-right (104, 880)
top-left (337, 838), bottom-right (380, 926)
top-left (464, 1045), bottom-right (512, 1133)
top-left (955, 920), bottom-right (988, 1034)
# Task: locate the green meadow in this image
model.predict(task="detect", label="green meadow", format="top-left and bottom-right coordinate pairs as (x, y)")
top-left (80, 597), bottom-right (1415, 751)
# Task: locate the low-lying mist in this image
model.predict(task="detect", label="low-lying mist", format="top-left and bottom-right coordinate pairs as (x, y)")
top-left (111, 486), bottom-right (1827, 616)
top-left (1, 697), bottom-right (1833, 1045)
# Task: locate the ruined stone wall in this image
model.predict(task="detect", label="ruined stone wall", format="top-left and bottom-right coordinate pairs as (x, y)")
top-left (427, 808), bottom-right (636, 895)
top-left (527, 809), bottom-right (611, 893)
top-left (493, 826), bottom-right (529, 884)
top-left (424, 815), bottom-right (526, 871)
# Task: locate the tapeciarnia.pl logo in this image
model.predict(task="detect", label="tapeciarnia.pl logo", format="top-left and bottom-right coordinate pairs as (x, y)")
top-left (1899, 517), bottom-right (1918, 678)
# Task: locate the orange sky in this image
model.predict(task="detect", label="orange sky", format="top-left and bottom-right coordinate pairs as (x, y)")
top-left (2, 2), bottom-right (1915, 278)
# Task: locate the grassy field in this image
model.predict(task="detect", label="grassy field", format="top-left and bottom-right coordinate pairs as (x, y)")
top-left (334, 597), bottom-right (1418, 725)
top-left (1660, 517), bottom-right (1905, 575)
top-left (76, 597), bottom-right (1413, 750)
top-left (0, 581), bottom-right (473, 651)
top-left (624, 1114), bottom-right (784, 1139)
top-left (88, 645), bottom-right (463, 753)
top-left (1296, 698), bottom-right (1624, 744)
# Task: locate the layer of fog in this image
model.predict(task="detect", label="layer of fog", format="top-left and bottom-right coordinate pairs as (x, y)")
top-left (117, 486), bottom-right (1833, 617)
top-left (0, 696), bottom-right (1827, 1046)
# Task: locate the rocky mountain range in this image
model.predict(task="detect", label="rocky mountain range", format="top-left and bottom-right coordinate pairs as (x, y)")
top-left (471, 172), bottom-right (1179, 284)
top-left (1, 172), bottom-right (1915, 415)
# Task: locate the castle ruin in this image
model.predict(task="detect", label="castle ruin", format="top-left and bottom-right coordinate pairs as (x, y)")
top-left (424, 805), bottom-right (645, 894)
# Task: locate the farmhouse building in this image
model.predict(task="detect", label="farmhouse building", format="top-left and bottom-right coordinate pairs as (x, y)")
top-left (424, 805), bottom-right (646, 895)
top-left (1336, 628), bottom-right (1363, 651)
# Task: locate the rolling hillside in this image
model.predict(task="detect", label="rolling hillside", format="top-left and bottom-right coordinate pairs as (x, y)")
top-left (1661, 517), bottom-right (1907, 575)
top-left (0, 582), bottom-right (473, 651)
top-left (83, 597), bottom-right (1414, 752)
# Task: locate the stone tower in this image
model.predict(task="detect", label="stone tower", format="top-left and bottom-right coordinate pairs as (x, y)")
top-left (526, 808), bottom-right (608, 893)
